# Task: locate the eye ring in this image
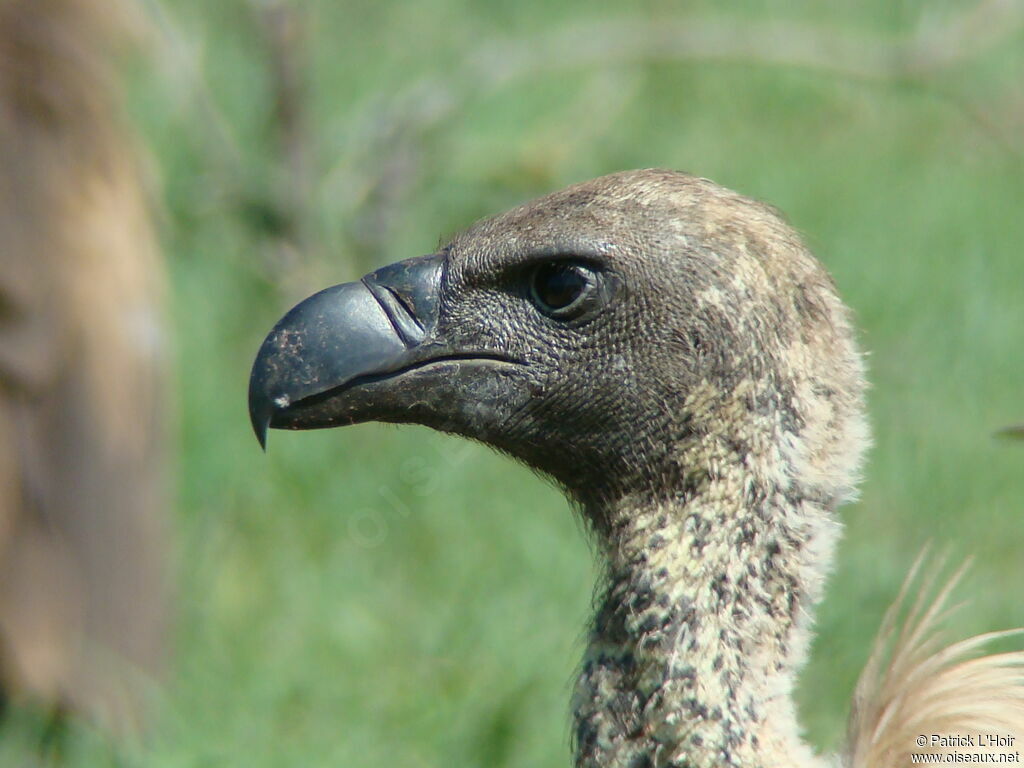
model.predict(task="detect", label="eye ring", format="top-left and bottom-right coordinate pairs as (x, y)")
top-left (529, 261), bottom-right (599, 319)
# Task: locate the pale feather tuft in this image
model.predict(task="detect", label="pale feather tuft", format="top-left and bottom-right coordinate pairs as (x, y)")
top-left (845, 551), bottom-right (1024, 768)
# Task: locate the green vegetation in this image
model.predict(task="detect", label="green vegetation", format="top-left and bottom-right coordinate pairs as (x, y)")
top-left (5, 1), bottom-right (1022, 765)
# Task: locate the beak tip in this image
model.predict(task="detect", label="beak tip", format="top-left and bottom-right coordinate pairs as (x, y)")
top-left (251, 406), bottom-right (271, 452)
top-left (248, 374), bottom-right (273, 451)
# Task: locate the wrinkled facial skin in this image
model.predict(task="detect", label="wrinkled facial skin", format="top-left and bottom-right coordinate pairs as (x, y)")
top-left (435, 202), bottom-right (708, 507)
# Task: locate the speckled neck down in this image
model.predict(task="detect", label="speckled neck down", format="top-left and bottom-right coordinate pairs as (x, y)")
top-left (573, 477), bottom-right (839, 768)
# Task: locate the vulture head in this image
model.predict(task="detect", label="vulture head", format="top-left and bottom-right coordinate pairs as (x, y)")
top-left (250, 169), bottom-right (867, 530)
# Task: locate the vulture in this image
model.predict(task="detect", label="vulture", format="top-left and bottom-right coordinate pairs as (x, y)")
top-left (249, 169), bottom-right (1024, 767)
top-left (0, 0), bottom-right (167, 728)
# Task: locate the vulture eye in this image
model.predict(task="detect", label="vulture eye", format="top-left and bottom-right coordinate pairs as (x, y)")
top-left (529, 261), bottom-right (599, 319)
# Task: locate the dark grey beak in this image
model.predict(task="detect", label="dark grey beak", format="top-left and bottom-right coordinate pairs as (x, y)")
top-left (248, 254), bottom-right (445, 449)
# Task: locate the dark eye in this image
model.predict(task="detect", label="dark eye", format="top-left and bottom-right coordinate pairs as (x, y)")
top-left (529, 262), bottom-right (597, 318)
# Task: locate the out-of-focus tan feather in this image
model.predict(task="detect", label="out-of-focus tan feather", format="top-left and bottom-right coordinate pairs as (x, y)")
top-left (846, 553), bottom-right (1024, 768)
top-left (0, 0), bottom-right (168, 729)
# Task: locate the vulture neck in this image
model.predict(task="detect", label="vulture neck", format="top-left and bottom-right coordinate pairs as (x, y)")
top-left (573, 440), bottom-right (837, 768)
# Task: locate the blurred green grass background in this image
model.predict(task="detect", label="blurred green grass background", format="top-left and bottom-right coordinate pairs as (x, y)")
top-left (5, 1), bottom-right (1022, 765)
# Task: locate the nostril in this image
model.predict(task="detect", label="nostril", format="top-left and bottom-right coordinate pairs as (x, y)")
top-left (361, 253), bottom-right (445, 348)
top-left (362, 278), bottom-right (427, 346)
top-left (382, 285), bottom-right (424, 333)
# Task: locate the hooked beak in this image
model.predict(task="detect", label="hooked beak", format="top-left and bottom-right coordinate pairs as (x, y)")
top-left (248, 253), bottom-right (526, 449)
